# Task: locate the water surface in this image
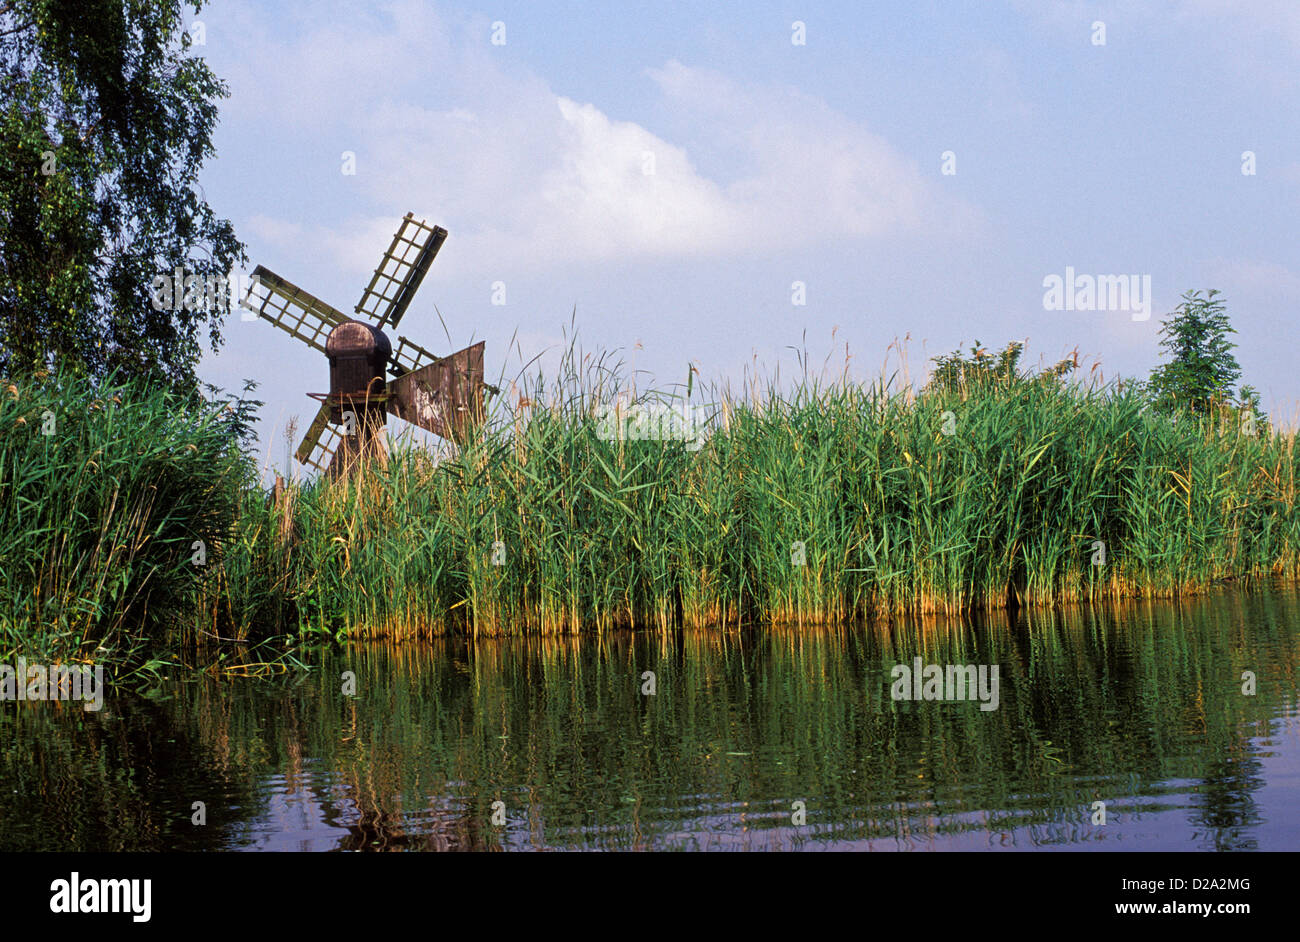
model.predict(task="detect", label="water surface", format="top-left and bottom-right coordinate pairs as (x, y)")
top-left (2, 587), bottom-right (1298, 851)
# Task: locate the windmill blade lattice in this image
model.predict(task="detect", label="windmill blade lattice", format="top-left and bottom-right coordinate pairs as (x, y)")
top-left (389, 334), bottom-right (444, 378)
top-left (243, 266), bottom-right (349, 354)
top-left (294, 401), bottom-right (344, 473)
top-left (355, 213), bottom-right (448, 332)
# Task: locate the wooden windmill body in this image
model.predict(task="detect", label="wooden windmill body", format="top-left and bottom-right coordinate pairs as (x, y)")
top-left (240, 213), bottom-right (489, 476)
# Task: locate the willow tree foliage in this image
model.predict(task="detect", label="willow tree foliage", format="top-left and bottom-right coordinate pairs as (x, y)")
top-left (0, 0), bottom-right (243, 388)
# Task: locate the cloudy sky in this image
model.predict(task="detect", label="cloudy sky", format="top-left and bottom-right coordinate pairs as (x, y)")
top-left (193, 0), bottom-right (1300, 474)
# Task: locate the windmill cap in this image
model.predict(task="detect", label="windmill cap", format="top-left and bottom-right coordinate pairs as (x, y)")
top-left (326, 320), bottom-right (393, 360)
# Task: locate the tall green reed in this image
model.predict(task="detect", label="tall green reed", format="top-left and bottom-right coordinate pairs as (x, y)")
top-left (0, 371), bottom-right (259, 663)
top-left (246, 341), bottom-right (1299, 639)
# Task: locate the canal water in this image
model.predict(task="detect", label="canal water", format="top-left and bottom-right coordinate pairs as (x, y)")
top-left (2, 587), bottom-right (1297, 851)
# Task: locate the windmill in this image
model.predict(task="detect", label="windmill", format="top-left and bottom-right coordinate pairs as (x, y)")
top-left (240, 212), bottom-right (491, 476)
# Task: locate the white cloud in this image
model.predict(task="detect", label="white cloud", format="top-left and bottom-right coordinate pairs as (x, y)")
top-left (245, 214), bottom-right (304, 248)
top-left (216, 0), bottom-right (455, 130)
top-left (347, 59), bottom-right (974, 272)
top-left (644, 61), bottom-right (964, 244)
top-left (215, 3), bottom-right (972, 276)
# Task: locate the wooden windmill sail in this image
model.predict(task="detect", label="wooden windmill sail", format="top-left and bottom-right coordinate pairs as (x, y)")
top-left (240, 213), bottom-right (490, 476)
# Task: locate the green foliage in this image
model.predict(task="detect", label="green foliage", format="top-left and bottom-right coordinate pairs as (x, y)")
top-left (1237, 383), bottom-right (1270, 438)
top-left (0, 369), bottom-right (260, 663)
top-left (927, 340), bottom-right (1076, 395)
top-left (219, 343), bottom-right (1300, 638)
top-left (7, 344), bottom-right (1298, 651)
top-left (1146, 289), bottom-right (1244, 417)
top-left (0, 0), bottom-right (244, 388)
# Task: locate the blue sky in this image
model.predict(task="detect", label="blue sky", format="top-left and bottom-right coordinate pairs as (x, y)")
top-left (193, 0), bottom-right (1300, 474)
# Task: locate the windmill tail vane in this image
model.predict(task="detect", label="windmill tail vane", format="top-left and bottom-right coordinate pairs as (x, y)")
top-left (241, 211), bottom-right (492, 477)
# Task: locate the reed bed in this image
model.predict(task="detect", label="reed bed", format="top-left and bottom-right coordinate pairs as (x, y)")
top-left (3, 346), bottom-right (1296, 655)
top-left (0, 371), bottom-right (257, 662)
top-left (234, 344), bottom-right (1300, 640)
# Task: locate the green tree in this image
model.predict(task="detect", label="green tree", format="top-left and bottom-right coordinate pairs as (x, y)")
top-left (0, 0), bottom-right (243, 388)
top-left (1145, 289), bottom-right (1242, 417)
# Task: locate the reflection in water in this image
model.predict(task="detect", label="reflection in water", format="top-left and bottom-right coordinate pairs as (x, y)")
top-left (1, 587), bottom-right (1298, 851)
